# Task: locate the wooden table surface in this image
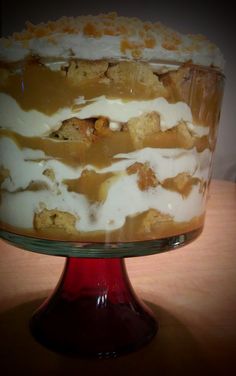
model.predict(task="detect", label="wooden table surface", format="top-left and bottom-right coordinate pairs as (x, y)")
top-left (0, 179), bottom-right (235, 376)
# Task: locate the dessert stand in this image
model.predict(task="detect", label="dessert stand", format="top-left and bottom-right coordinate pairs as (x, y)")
top-left (0, 228), bottom-right (201, 357)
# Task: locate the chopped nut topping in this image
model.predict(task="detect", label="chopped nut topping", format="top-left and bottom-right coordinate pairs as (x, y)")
top-left (127, 162), bottom-right (158, 191)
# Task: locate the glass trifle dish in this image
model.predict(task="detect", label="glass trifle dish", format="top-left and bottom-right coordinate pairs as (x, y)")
top-left (0, 13), bottom-right (224, 356)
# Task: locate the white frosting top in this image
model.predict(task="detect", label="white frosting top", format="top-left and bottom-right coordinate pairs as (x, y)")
top-left (0, 12), bottom-right (224, 70)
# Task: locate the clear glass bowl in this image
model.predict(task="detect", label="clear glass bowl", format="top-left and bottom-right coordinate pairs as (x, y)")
top-left (0, 61), bottom-right (224, 256)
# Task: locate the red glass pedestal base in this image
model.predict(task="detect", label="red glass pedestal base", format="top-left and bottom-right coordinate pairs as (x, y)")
top-left (30, 257), bottom-right (158, 357)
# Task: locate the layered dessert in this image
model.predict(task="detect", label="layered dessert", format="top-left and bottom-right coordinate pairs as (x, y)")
top-left (0, 13), bottom-right (224, 242)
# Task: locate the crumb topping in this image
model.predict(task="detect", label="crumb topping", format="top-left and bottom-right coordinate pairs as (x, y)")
top-left (0, 12), bottom-right (224, 69)
top-left (10, 13), bottom-right (200, 53)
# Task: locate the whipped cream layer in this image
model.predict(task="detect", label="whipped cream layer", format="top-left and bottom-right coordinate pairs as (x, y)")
top-left (0, 93), bottom-right (208, 137)
top-left (0, 136), bottom-right (210, 231)
top-left (0, 13), bottom-right (224, 70)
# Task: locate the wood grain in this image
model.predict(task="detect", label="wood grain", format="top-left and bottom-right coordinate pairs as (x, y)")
top-left (0, 179), bottom-right (235, 375)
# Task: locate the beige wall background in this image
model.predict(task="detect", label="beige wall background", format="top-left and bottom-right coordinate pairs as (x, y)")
top-left (1, 0), bottom-right (235, 182)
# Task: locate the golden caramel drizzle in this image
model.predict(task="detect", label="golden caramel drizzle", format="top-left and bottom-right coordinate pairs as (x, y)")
top-left (64, 166), bottom-right (203, 203)
top-left (64, 169), bottom-right (114, 202)
top-left (162, 173), bottom-right (201, 198)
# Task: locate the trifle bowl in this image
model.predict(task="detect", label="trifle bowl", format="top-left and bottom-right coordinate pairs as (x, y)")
top-left (0, 13), bottom-right (224, 357)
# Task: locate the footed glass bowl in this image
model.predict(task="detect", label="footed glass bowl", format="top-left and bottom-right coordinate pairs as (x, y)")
top-left (0, 51), bottom-right (224, 357)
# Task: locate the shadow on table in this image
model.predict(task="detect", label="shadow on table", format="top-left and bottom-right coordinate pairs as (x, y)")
top-left (0, 297), bottom-right (231, 376)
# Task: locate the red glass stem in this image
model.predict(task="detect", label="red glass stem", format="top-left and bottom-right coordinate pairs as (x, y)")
top-left (30, 257), bottom-right (157, 357)
top-left (62, 257), bottom-right (137, 304)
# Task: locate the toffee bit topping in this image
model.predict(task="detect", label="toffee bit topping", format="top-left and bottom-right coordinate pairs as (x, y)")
top-left (1, 12), bottom-right (224, 70)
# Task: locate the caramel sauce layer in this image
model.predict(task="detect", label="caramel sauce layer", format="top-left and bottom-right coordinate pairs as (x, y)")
top-left (162, 175), bottom-right (201, 198)
top-left (64, 168), bottom-right (204, 202)
top-left (64, 170), bottom-right (115, 202)
top-left (0, 62), bottom-right (224, 136)
top-left (0, 213), bottom-right (204, 243)
top-left (143, 130), bottom-right (211, 151)
top-left (0, 128), bottom-right (211, 169)
top-left (0, 129), bottom-right (134, 168)
top-left (0, 63), bottom-right (161, 115)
